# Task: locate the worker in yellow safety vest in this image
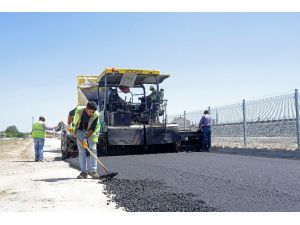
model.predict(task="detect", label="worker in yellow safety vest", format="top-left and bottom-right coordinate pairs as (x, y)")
top-left (148, 85), bottom-right (157, 101)
top-left (67, 101), bottom-right (100, 179)
top-left (32, 116), bottom-right (56, 162)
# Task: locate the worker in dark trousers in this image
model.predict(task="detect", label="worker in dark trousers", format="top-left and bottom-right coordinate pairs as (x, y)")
top-left (199, 110), bottom-right (213, 152)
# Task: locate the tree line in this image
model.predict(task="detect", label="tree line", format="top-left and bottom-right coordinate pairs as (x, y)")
top-left (1, 126), bottom-right (27, 138)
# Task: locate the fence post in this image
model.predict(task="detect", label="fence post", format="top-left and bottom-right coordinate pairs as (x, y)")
top-left (242, 99), bottom-right (247, 147)
top-left (183, 111), bottom-right (186, 130)
top-left (294, 89), bottom-right (300, 149)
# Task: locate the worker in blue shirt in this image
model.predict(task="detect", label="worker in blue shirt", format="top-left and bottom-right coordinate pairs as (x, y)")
top-left (199, 110), bottom-right (213, 152)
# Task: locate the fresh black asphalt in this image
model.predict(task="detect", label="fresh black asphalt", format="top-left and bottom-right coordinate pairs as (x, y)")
top-left (68, 151), bottom-right (300, 211)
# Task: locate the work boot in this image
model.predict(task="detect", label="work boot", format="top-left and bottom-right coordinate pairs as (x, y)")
top-left (89, 171), bottom-right (100, 179)
top-left (77, 172), bottom-right (88, 179)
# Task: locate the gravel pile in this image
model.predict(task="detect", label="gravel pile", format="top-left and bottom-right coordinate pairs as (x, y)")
top-left (101, 178), bottom-right (217, 212)
top-left (213, 120), bottom-right (297, 137)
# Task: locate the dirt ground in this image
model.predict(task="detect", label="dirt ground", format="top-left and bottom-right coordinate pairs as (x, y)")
top-left (0, 138), bottom-right (123, 212)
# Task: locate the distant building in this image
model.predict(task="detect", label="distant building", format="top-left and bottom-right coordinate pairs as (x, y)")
top-left (172, 116), bottom-right (191, 130)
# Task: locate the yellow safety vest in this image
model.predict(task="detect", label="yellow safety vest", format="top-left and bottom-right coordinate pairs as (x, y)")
top-left (32, 121), bottom-right (46, 139)
top-left (149, 89), bottom-right (157, 101)
top-left (72, 106), bottom-right (100, 143)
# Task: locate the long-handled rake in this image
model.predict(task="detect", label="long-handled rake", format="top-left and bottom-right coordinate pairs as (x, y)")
top-left (75, 135), bottom-right (118, 180)
top-left (58, 122), bottom-right (118, 179)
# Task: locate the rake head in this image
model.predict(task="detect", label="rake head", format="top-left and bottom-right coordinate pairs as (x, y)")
top-left (99, 172), bottom-right (118, 180)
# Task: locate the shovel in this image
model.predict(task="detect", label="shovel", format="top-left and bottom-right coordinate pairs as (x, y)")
top-left (75, 135), bottom-right (118, 180)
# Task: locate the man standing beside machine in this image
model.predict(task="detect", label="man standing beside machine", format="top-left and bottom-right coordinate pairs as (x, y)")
top-left (199, 110), bottom-right (213, 152)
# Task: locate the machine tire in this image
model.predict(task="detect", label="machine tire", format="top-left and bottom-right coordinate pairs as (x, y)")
top-left (97, 139), bottom-right (108, 156)
top-left (173, 142), bottom-right (181, 153)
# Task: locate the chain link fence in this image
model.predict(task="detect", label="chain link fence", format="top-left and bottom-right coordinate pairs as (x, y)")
top-left (168, 89), bottom-right (300, 150)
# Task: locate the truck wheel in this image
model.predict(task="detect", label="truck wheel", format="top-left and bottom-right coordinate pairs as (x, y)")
top-left (173, 142), bottom-right (181, 153)
top-left (62, 152), bottom-right (69, 160)
top-left (97, 141), bottom-right (108, 156)
top-left (61, 139), bottom-right (69, 160)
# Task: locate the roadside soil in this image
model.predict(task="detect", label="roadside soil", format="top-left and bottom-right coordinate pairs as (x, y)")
top-left (0, 138), bottom-right (123, 211)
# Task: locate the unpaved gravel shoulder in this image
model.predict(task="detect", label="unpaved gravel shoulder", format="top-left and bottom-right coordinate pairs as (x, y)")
top-left (0, 138), bottom-right (123, 212)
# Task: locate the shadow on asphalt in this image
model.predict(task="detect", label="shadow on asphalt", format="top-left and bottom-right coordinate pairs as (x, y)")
top-left (12, 160), bottom-right (37, 163)
top-left (33, 178), bottom-right (79, 182)
top-left (12, 157), bottom-right (63, 162)
top-left (53, 156), bottom-right (63, 161)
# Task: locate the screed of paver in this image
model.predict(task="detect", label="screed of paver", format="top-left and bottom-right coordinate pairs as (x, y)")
top-left (0, 138), bottom-right (123, 212)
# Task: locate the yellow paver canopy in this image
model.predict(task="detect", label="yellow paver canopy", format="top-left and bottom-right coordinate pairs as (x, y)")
top-left (97, 68), bottom-right (170, 86)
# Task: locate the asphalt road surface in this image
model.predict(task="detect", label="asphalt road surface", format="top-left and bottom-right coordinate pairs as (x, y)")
top-left (93, 151), bottom-right (300, 212)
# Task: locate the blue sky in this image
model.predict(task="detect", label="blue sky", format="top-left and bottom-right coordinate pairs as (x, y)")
top-left (0, 13), bottom-right (300, 132)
